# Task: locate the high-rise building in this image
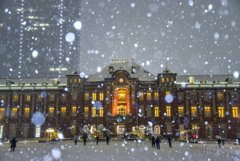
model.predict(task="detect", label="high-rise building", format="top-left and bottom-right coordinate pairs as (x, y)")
top-left (0, 0), bottom-right (81, 78)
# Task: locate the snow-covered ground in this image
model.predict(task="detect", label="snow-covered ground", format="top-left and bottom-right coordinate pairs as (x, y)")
top-left (0, 139), bottom-right (239, 161)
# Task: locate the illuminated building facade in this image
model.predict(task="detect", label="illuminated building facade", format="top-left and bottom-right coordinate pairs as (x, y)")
top-left (0, 59), bottom-right (240, 140)
top-left (0, 0), bottom-right (81, 78)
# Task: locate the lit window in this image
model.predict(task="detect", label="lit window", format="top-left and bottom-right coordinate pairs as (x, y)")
top-left (85, 107), bottom-right (89, 117)
top-left (24, 108), bottom-right (30, 118)
top-left (154, 92), bottom-right (159, 100)
top-left (171, 78), bottom-right (173, 82)
top-left (118, 106), bottom-right (126, 116)
top-left (12, 108), bottom-right (18, 118)
top-left (162, 77), bottom-right (164, 82)
top-left (85, 92), bottom-right (89, 101)
top-left (178, 107), bottom-right (184, 117)
top-left (49, 68), bottom-right (54, 71)
top-left (204, 107), bottom-right (211, 117)
top-left (92, 107), bottom-right (96, 117)
top-left (233, 107), bottom-right (238, 118)
top-left (100, 93), bottom-right (104, 101)
top-left (48, 107), bottom-right (54, 117)
top-left (217, 93), bottom-right (223, 100)
top-left (166, 91), bottom-right (170, 95)
top-left (61, 68), bottom-right (67, 71)
top-left (61, 107), bottom-right (66, 117)
top-left (155, 107), bottom-right (159, 117)
top-left (191, 107), bottom-right (197, 117)
top-left (72, 106), bottom-right (76, 117)
top-left (35, 126), bottom-right (41, 138)
top-left (74, 79), bottom-right (77, 83)
top-left (78, 79), bottom-right (81, 83)
top-left (147, 91), bottom-right (151, 100)
top-left (99, 107), bottom-right (103, 117)
top-left (192, 124), bottom-right (198, 137)
top-left (132, 66), bottom-right (136, 74)
top-left (38, 95), bottom-right (43, 102)
top-left (167, 78), bottom-right (169, 82)
top-left (166, 106), bottom-right (171, 117)
top-left (0, 108), bottom-right (5, 119)
top-left (192, 124), bottom-right (198, 130)
top-left (218, 107), bottom-right (224, 117)
top-left (189, 77), bottom-right (194, 83)
top-left (13, 95), bottom-right (18, 102)
top-left (139, 91), bottom-right (144, 101)
top-left (92, 92), bottom-right (96, 101)
top-left (109, 66), bottom-right (114, 74)
top-left (70, 79), bottom-right (72, 83)
top-left (26, 95), bottom-right (31, 102)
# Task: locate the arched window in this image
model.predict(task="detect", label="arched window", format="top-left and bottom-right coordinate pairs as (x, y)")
top-left (154, 125), bottom-right (160, 135)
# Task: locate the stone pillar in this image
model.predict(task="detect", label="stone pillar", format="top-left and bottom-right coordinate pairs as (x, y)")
top-left (31, 94), bottom-right (35, 115)
top-left (199, 93), bottom-right (203, 122)
top-left (212, 91), bottom-right (216, 123)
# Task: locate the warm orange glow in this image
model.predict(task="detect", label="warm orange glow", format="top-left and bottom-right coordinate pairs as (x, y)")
top-left (112, 88), bottom-right (130, 116)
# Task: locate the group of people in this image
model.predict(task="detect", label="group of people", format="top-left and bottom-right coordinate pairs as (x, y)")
top-left (74, 133), bottom-right (110, 145)
top-left (152, 136), bottom-right (172, 149)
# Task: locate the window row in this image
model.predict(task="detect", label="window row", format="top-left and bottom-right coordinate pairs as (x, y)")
top-left (0, 94), bottom-right (67, 102)
top-left (178, 93), bottom-right (238, 101)
top-left (177, 106), bottom-right (238, 118)
top-left (0, 106), bottom-right (104, 119)
top-left (69, 78), bottom-right (81, 84)
top-left (137, 106), bottom-right (239, 118)
top-left (161, 77), bottom-right (174, 83)
top-left (138, 91), bottom-right (159, 101)
top-left (84, 92), bottom-right (104, 101)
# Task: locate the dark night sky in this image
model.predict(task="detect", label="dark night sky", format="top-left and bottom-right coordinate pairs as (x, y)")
top-left (80, 0), bottom-right (240, 77)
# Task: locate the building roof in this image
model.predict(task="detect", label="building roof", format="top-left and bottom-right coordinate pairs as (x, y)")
top-left (87, 59), bottom-right (156, 82)
top-left (0, 59), bottom-right (239, 86)
top-left (176, 75), bottom-right (240, 83)
top-left (0, 77), bottom-right (68, 87)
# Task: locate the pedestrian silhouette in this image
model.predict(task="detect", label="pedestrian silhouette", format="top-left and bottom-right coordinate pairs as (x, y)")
top-left (168, 137), bottom-right (172, 148)
top-left (151, 136), bottom-right (155, 148)
top-left (10, 137), bottom-right (18, 152)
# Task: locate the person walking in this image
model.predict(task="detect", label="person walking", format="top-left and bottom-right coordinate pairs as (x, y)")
top-left (83, 133), bottom-right (88, 145)
top-left (222, 138), bottom-right (225, 146)
top-left (96, 135), bottom-right (99, 145)
top-left (106, 135), bottom-right (110, 145)
top-left (168, 137), bottom-right (172, 148)
top-left (156, 136), bottom-right (161, 150)
top-left (151, 136), bottom-right (155, 148)
top-left (10, 137), bottom-right (18, 152)
top-left (74, 134), bottom-right (78, 145)
top-left (217, 138), bottom-right (221, 148)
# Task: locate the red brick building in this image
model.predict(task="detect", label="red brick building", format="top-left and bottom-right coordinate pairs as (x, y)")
top-left (0, 59), bottom-right (240, 140)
